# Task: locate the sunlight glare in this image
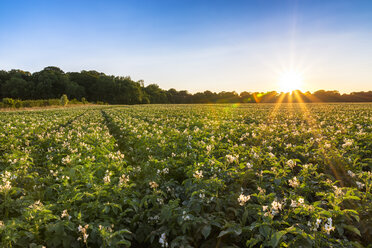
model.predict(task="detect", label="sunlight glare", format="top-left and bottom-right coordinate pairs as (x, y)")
top-left (278, 70), bottom-right (304, 93)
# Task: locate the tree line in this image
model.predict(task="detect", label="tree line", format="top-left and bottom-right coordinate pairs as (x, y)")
top-left (1, 66), bottom-right (371, 104)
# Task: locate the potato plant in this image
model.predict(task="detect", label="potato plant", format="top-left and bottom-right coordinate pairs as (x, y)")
top-left (0, 103), bottom-right (371, 247)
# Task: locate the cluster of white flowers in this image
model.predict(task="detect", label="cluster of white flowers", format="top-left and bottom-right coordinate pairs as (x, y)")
top-left (119, 174), bottom-right (129, 187)
top-left (0, 171), bottom-right (12, 192)
top-left (342, 139), bottom-right (353, 148)
top-left (323, 218), bottom-right (335, 234)
top-left (157, 168), bottom-right (169, 175)
top-left (288, 176), bottom-right (300, 188)
top-left (226, 154), bottom-right (238, 164)
top-left (28, 200), bottom-right (43, 210)
top-left (246, 162), bottom-right (253, 169)
top-left (50, 170), bottom-right (59, 177)
top-left (286, 159), bottom-right (296, 169)
top-left (77, 224), bottom-right (89, 243)
top-left (324, 142), bottom-right (331, 149)
top-left (61, 175), bottom-right (70, 181)
top-left (61, 155), bottom-right (71, 165)
top-left (149, 181), bottom-right (159, 189)
top-left (238, 194), bottom-right (251, 206)
top-left (257, 186), bottom-right (266, 194)
top-left (290, 199), bottom-right (298, 208)
top-left (61, 209), bottom-right (71, 220)
top-left (148, 215), bottom-right (160, 223)
top-left (98, 224), bottom-right (114, 232)
top-left (332, 185), bottom-right (344, 196)
top-left (206, 145), bottom-right (212, 154)
top-left (182, 211), bottom-right (191, 221)
top-left (193, 170), bottom-right (203, 179)
top-left (159, 233), bottom-right (169, 248)
top-left (103, 170), bottom-right (111, 184)
top-left (271, 200), bottom-right (282, 216)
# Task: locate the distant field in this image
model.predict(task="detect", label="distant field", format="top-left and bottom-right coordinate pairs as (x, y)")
top-left (1, 103), bottom-right (371, 247)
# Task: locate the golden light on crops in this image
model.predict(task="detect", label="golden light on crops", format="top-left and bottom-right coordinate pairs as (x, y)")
top-left (277, 70), bottom-right (304, 93)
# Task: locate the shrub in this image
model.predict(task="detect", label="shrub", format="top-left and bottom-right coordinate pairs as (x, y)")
top-left (60, 94), bottom-right (69, 106)
top-left (2, 98), bottom-right (15, 108)
top-left (14, 100), bottom-right (22, 108)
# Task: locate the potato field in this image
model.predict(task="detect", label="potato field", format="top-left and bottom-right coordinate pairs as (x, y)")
top-left (0, 103), bottom-right (371, 247)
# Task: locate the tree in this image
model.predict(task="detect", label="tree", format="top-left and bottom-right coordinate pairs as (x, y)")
top-left (33, 66), bottom-right (70, 99)
top-left (2, 77), bottom-right (34, 99)
top-left (144, 84), bottom-right (168, 103)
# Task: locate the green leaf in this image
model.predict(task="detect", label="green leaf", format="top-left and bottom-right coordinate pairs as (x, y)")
top-left (342, 224), bottom-right (361, 237)
top-left (246, 238), bottom-right (260, 248)
top-left (201, 225), bottom-right (211, 239)
top-left (269, 231), bottom-right (286, 247)
top-left (116, 239), bottom-right (131, 246)
top-left (259, 225), bottom-right (272, 239)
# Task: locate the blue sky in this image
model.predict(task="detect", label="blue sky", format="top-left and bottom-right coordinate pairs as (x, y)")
top-left (0, 0), bottom-right (371, 93)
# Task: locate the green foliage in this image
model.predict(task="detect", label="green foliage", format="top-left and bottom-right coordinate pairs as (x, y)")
top-left (0, 103), bottom-right (371, 247)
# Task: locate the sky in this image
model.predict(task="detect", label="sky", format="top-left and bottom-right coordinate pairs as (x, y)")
top-left (0, 0), bottom-right (371, 93)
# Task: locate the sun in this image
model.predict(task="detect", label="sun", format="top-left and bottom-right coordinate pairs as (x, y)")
top-left (278, 70), bottom-right (304, 93)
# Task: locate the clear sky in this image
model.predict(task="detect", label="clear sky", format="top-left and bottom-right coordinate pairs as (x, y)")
top-left (0, 0), bottom-right (371, 93)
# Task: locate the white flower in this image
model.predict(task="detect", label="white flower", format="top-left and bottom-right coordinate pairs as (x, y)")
top-left (61, 209), bottom-right (71, 219)
top-left (182, 211), bottom-right (191, 221)
top-left (193, 170), bottom-right (203, 179)
top-left (347, 170), bottom-right (355, 178)
top-left (246, 162), bottom-right (253, 169)
top-left (315, 218), bottom-right (322, 229)
top-left (324, 142), bottom-right (331, 149)
top-left (149, 181), bottom-right (159, 189)
top-left (206, 145), bottom-right (212, 153)
top-left (324, 218), bottom-right (335, 234)
top-left (342, 139), bottom-right (353, 148)
top-left (0, 171), bottom-right (12, 192)
top-left (103, 170), bottom-right (111, 184)
top-left (288, 177), bottom-right (300, 188)
top-left (290, 200), bottom-right (298, 208)
top-left (286, 159), bottom-right (296, 169)
top-left (257, 186), bottom-right (266, 194)
top-left (119, 174), bottom-right (129, 186)
top-left (238, 194), bottom-right (251, 206)
top-left (356, 181), bottom-right (365, 189)
top-left (78, 224), bottom-right (89, 243)
top-left (159, 233), bottom-right (169, 248)
top-left (298, 197), bottom-right (305, 204)
top-left (271, 200), bottom-right (282, 211)
top-left (226, 154), bottom-right (238, 164)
